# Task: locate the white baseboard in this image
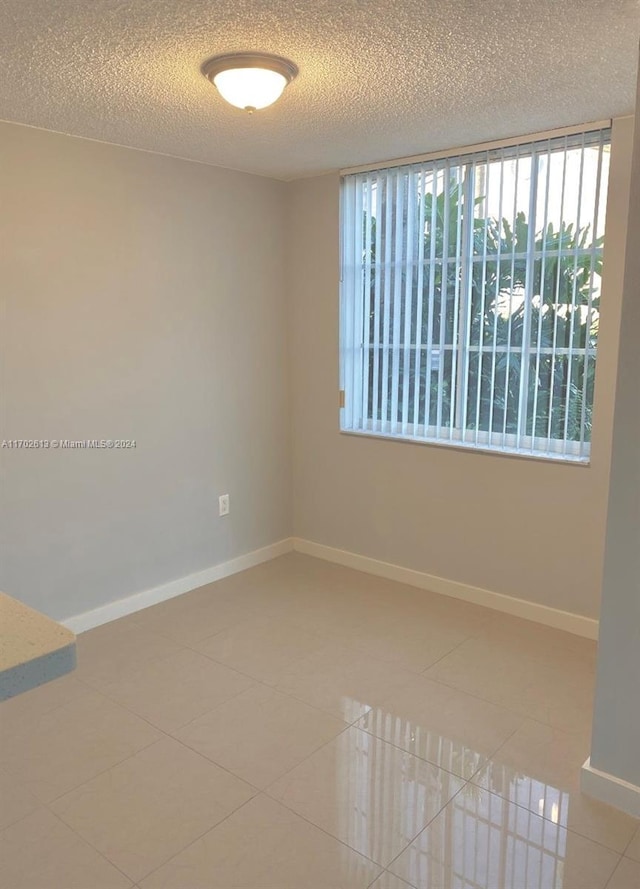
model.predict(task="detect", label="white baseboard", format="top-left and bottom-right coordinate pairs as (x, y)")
top-left (292, 538), bottom-right (599, 640)
top-left (63, 538), bottom-right (294, 634)
top-left (62, 533), bottom-right (598, 641)
top-left (581, 758), bottom-right (640, 818)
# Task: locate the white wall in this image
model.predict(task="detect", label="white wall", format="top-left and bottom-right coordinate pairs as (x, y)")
top-left (588, 97), bottom-right (640, 791)
top-left (286, 117), bottom-right (634, 620)
top-left (0, 122), bottom-right (291, 621)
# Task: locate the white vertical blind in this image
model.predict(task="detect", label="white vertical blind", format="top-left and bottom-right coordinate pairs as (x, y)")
top-left (411, 169), bottom-right (427, 433)
top-left (472, 152), bottom-right (489, 444)
top-left (361, 174), bottom-right (373, 426)
top-left (340, 126), bottom-right (611, 462)
top-left (529, 139), bottom-right (552, 454)
top-left (390, 170), bottom-right (404, 434)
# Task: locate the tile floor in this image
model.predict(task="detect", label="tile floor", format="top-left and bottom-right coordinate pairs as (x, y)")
top-left (1, 552), bottom-right (638, 888)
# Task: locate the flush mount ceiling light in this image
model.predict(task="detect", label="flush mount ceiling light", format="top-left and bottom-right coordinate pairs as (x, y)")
top-left (202, 52), bottom-right (298, 113)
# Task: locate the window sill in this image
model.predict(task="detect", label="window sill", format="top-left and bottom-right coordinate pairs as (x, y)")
top-left (339, 428), bottom-right (591, 467)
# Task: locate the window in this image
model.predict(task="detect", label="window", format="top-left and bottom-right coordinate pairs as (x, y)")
top-left (339, 126), bottom-right (611, 462)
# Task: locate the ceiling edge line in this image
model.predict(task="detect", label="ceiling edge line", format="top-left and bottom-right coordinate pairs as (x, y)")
top-left (0, 116), bottom-right (289, 182)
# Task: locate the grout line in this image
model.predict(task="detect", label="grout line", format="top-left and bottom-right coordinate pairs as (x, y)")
top-left (72, 621), bottom-right (409, 801)
top-left (256, 786), bottom-right (386, 873)
top-left (95, 699), bottom-right (279, 807)
top-left (418, 667), bottom-right (586, 737)
top-left (366, 872), bottom-right (416, 889)
top-left (349, 717), bottom-right (491, 783)
top-left (19, 696), bottom-right (165, 809)
top-left (72, 673), bottom-right (179, 736)
top-left (418, 670), bottom-right (518, 714)
top-left (70, 676), bottom-right (268, 797)
top-left (370, 872), bottom-right (418, 889)
top-left (603, 857), bottom-right (623, 889)
top-left (469, 719), bottom-right (523, 772)
top-left (454, 717), bottom-right (636, 856)
top-left (620, 825), bottom-right (640, 858)
top-left (109, 788), bottom-right (261, 886)
top-left (187, 621), bottom-right (549, 743)
top-left (131, 789), bottom-right (261, 884)
top-left (135, 789), bottom-right (382, 884)
top-left (258, 719), bottom-right (358, 795)
top-left (42, 732), bottom-right (165, 807)
top-left (161, 729), bottom-right (265, 792)
top-left (419, 633), bottom-right (473, 673)
top-left (382, 780), bottom-right (472, 877)
top-left (36, 690), bottom-right (264, 881)
top-left (259, 729), bottom-right (471, 869)
top-left (463, 775), bottom-right (634, 856)
top-left (43, 807), bottom-right (137, 887)
top-left (168, 667), bottom-right (353, 736)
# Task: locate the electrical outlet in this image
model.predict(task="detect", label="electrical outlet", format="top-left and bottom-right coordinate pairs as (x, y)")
top-left (218, 494), bottom-right (230, 517)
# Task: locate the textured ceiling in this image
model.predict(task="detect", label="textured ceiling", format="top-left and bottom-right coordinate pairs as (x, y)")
top-left (0, 0), bottom-right (638, 180)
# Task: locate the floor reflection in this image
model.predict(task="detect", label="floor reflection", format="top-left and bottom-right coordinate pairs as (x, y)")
top-left (331, 724), bottom-right (464, 866)
top-left (397, 786), bottom-right (570, 888)
top-left (484, 763), bottom-right (568, 828)
top-left (361, 704), bottom-right (488, 779)
top-left (343, 701), bottom-right (620, 886)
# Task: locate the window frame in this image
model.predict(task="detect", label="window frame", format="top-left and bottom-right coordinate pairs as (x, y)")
top-left (339, 122), bottom-right (612, 464)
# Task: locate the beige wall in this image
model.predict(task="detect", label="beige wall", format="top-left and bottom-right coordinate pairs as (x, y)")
top-left (590, 100), bottom-right (640, 787)
top-left (0, 122), bottom-right (291, 621)
top-left (287, 116), bottom-right (634, 620)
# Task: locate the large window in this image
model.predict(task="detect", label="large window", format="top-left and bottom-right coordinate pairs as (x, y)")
top-left (339, 126), bottom-right (611, 462)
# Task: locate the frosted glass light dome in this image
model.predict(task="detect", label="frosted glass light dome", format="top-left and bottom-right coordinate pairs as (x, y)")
top-left (203, 53), bottom-right (298, 113)
top-left (213, 68), bottom-right (288, 111)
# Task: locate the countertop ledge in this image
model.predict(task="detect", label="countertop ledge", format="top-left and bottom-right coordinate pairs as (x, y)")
top-left (0, 592), bottom-right (76, 701)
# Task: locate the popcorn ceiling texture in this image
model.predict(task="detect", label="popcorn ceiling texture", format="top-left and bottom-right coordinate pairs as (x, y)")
top-left (0, 0), bottom-right (637, 179)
